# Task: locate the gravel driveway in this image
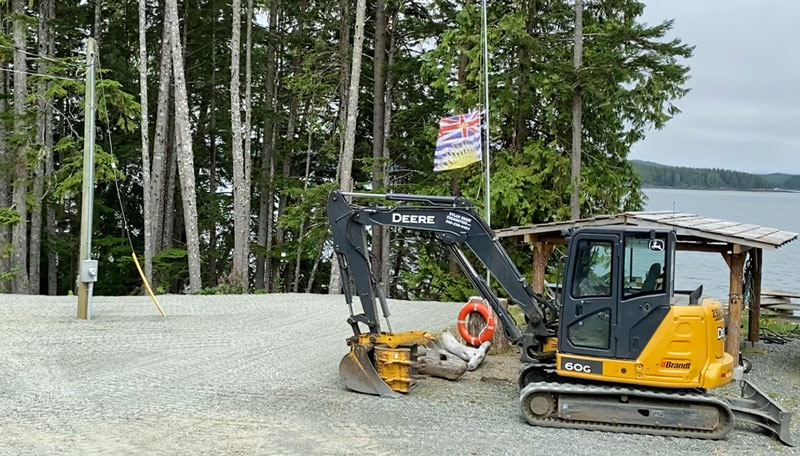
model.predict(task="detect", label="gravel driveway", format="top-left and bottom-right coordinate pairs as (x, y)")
top-left (0, 293), bottom-right (798, 455)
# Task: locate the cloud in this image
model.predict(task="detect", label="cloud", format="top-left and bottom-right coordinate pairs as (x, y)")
top-left (630, 0), bottom-right (800, 174)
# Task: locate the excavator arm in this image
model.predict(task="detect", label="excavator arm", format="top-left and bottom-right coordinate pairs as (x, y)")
top-left (327, 190), bottom-right (556, 356)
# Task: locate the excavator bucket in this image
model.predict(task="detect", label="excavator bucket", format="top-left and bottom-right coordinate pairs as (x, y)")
top-left (339, 344), bottom-right (401, 398)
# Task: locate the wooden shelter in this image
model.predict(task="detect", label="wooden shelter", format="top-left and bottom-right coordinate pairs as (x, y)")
top-left (495, 211), bottom-right (798, 363)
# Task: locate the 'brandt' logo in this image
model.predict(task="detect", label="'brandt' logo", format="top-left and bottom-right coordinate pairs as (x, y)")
top-left (392, 213), bottom-right (435, 225)
top-left (661, 360), bottom-right (691, 369)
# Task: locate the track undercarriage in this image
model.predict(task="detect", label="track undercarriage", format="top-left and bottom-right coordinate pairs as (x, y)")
top-left (518, 363), bottom-right (792, 445)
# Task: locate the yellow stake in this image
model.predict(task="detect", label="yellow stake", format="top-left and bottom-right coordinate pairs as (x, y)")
top-left (132, 252), bottom-right (166, 317)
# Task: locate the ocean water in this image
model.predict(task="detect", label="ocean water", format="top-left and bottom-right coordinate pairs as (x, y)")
top-left (644, 188), bottom-right (800, 300)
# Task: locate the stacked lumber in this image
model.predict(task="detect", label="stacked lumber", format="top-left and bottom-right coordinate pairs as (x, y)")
top-left (760, 290), bottom-right (800, 319)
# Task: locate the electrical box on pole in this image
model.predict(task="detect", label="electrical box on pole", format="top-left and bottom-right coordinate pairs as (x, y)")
top-left (77, 38), bottom-right (98, 320)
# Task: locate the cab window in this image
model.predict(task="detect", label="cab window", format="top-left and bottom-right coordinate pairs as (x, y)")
top-left (623, 234), bottom-right (667, 299)
top-left (571, 240), bottom-right (612, 299)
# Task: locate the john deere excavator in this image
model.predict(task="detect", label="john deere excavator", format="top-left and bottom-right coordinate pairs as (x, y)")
top-left (327, 190), bottom-right (792, 445)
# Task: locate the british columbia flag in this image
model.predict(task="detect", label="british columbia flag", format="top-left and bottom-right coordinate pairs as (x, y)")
top-left (434, 110), bottom-right (482, 172)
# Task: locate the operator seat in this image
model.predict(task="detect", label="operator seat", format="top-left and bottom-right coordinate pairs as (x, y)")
top-left (642, 263), bottom-right (662, 292)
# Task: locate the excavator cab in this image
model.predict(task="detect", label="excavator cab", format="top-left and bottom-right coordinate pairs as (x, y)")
top-left (560, 228), bottom-right (676, 361)
top-left (555, 227), bottom-right (734, 389)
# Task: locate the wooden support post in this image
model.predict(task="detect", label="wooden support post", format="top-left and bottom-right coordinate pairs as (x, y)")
top-left (724, 251), bottom-right (746, 364)
top-left (532, 241), bottom-right (555, 296)
top-left (466, 297), bottom-right (510, 354)
top-left (747, 248), bottom-right (762, 343)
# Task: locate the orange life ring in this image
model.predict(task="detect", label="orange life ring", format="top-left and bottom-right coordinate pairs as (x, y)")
top-left (457, 299), bottom-right (496, 347)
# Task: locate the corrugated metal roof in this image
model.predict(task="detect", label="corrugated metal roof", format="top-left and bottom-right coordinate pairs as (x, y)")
top-left (495, 211), bottom-right (798, 250)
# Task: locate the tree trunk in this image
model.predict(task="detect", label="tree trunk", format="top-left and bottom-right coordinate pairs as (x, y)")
top-left (45, 0), bottom-right (55, 294)
top-left (417, 345), bottom-right (468, 380)
top-left (162, 124), bottom-right (177, 250)
top-left (29, 0), bottom-right (51, 294)
top-left (166, 0), bottom-right (202, 292)
top-left (255, 0), bottom-right (278, 291)
top-left (242, 0), bottom-right (254, 286)
top-left (94, 0), bottom-right (102, 47)
top-left (137, 0), bottom-right (153, 284)
top-left (379, 14), bottom-right (395, 294)
top-left (207, 24), bottom-right (218, 287)
top-left (569, 0), bottom-right (583, 221)
top-left (335, 0), bottom-right (351, 182)
top-left (151, 14), bottom-right (172, 256)
top-left (305, 243), bottom-right (323, 293)
top-left (514, 0), bottom-right (536, 152)
top-left (441, 332), bottom-right (490, 371)
top-left (272, 0), bottom-right (307, 292)
top-left (272, 95), bottom-right (299, 292)
top-left (327, 0), bottom-right (352, 293)
top-left (11, 0), bottom-right (29, 294)
top-left (330, 0), bottom-right (365, 294)
top-left (371, 0), bottom-right (387, 293)
top-left (230, 0), bottom-right (250, 290)
top-left (264, 125), bottom-right (276, 290)
top-left (293, 107), bottom-right (314, 293)
top-left (0, 61), bottom-right (8, 290)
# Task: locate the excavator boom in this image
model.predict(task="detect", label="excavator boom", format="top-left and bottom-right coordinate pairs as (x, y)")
top-left (328, 190), bottom-right (556, 353)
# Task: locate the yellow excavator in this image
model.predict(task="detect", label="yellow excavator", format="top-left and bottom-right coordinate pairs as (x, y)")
top-left (327, 190), bottom-right (792, 445)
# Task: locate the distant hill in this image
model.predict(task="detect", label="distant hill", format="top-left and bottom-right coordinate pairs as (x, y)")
top-left (632, 160), bottom-right (800, 191)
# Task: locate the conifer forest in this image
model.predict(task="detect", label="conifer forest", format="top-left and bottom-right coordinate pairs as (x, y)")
top-left (0, 0), bottom-right (693, 299)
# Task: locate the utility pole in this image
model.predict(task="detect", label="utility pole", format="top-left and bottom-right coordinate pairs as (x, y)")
top-left (77, 38), bottom-right (98, 319)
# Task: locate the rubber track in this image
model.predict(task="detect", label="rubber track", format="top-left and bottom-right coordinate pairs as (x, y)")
top-left (519, 382), bottom-right (735, 440)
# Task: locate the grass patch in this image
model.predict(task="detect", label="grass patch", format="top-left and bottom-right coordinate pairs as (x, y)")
top-left (759, 317), bottom-right (800, 336)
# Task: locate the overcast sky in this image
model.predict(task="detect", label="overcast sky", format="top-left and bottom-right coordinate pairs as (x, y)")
top-left (630, 1), bottom-right (800, 174)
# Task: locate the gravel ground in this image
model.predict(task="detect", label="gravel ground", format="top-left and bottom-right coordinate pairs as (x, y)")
top-left (0, 293), bottom-right (798, 455)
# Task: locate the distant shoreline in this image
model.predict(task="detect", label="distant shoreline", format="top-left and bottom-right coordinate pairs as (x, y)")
top-left (642, 186), bottom-right (800, 194)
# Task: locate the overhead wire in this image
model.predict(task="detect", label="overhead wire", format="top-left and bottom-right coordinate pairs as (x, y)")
top-left (96, 55), bottom-right (136, 253)
top-left (95, 53), bottom-right (165, 317)
top-left (0, 66), bottom-right (80, 82)
top-left (0, 44), bottom-right (84, 67)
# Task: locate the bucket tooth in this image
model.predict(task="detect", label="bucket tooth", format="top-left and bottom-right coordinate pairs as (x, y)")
top-left (339, 344), bottom-right (400, 398)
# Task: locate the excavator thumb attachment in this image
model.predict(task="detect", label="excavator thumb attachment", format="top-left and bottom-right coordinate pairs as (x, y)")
top-left (339, 344), bottom-right (401, 398)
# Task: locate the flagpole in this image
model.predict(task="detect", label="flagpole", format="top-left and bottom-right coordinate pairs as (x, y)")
top-left (481, 0), bottom-right (491, 284)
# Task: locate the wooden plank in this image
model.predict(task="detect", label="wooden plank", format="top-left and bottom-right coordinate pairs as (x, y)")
top-left (673, 217), bottom-right (723, 228)
top-left (756, 231), bottom-right (798, 246)
top-left (666, 216), bottom-right (706, 226)
top-left (630, 221), bottom-right (778, 251)
top-left (763, 303), bottom-right (800, 312)
top-left (632, 212), bottom-right (697, 222)
top-left (760, 307), bottom-right (790, 317)
top-left (689, 220), bottom-right (740, 231)
top-left (736, 227), bottom-right (780, 240)
top-left (762, 289), bottom-right (800, 299)
top-left (627, 210), bottom-right (674, 215)
top-left (676, 242), bottom-right (730, 254)
top-left (713, 224), bottom-right (761, 236)
top-left (495, 217), bottom-right (624, 238)
top-left (759, 296), bottom-right (792, 307)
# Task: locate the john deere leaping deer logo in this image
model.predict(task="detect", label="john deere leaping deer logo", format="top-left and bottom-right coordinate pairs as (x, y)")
top-left (648, 239), bottom-right (665, 252)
